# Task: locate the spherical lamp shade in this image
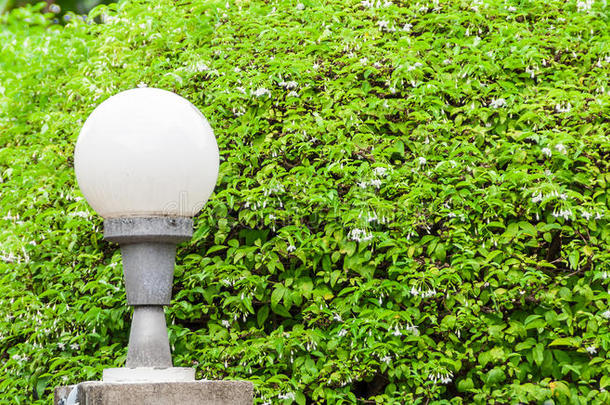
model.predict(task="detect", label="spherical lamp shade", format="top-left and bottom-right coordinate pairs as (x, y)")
top-left (74, 88), bottom-right (219, 218)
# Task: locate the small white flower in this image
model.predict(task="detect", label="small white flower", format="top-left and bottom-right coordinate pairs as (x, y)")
top-left (541, 147), bottom-right (552, 157)
top-left (601, 310), bottom-right (610, 319)
top-left (507, 6), bottom-right (517, 12)
top-left (489, 98), bottom-right (507, 108)
top-left (278, 392), bottom-right (296, 400)
top-left (58, 342), bottom-right (65, 350)
top-left (221, 320), bottom-right (231, 328)
top-left (577, 0), bottom-right (594, 12)
top-left (11, 354), bottom-right (25, 362)
top-left (552, 209), bottom-right (573, 220)
top-left (525, 66), bottom-right (537, 78)
top-left (70, 343), bottom-right (79, 350)
top-left (137, 82), bottom-right (148, 88)
top-left (440, 372), bottom-right (454, 384)
top-left (287, 245), bottom-right (296, 252)
top-left (417, 156), bottom-right (427, 165)
top-left (296, 3), bottom-right (305, 10)
top-left (402, 23), bottom-right (413, 32)
top-left (349, 228), bottom-right (373, 242)
top-left (586, 345), bottom-right (597, 354)
top-left (360, 57), bottom-right (368, 64)
top-left (374, 167), bottom-right (388, 176)
top-left (378, 20), bottom-right (389, 30)
top-left (555, 143), bottom-right (567, 154)
top-left (338, 329), bottom-right (348, 337)
top-left (194, 61), bottom-right (210, 72)
top-left (369, 179), bottom-right (382, 188)
top-left (252, 87), bottom-right (271, 97)
top-left (555, 103), bottom-right (572, 113)
top-left (405, 324), bottom-right (419, 336)
top-left (333, 313), bottom-right (343, 322)
top-left (287, 91), bottom-right (299, 98)
top-left (70, 211), bottom-right (91, 218)
top-left (531, 192), bottom-right (543, 203)
top-left (280, 80), bottom-right (298, 89)
top-left (428, 371), bottom-right (454, 385)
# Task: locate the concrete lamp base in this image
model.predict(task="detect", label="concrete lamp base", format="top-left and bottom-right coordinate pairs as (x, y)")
top-left (53, 217), bottom-right (254, 404)
top-left (103, 217), bottom-right (193, 370)
top-left (54, 380), bottom-right (254, 405)
top-left (102, 367), bottom-right (196, 382)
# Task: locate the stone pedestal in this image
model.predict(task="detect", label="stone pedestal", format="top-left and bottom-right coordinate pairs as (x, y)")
top-left (54, 381), bottom-right (253, 405)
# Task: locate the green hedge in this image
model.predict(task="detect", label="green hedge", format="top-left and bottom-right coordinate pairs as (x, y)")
top-left (1, 0), bottom-right (609, 403)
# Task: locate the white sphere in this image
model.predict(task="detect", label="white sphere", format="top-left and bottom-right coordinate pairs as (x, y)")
top-left (74, 88), bottom-right (219, 218)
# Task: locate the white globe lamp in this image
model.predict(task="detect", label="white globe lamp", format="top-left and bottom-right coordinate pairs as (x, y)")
top-left (74, 88), bottom-right (219, 382)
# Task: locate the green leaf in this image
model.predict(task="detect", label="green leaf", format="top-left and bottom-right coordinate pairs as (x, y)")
top-left (601, 375), bottom-right (610, 389)
top-left (271, 286), bottom-right (285, 307)
top-left (533, 344), bottom-right (544, 366)
top-left (568, 251), bottom-right (580, 270)
top-left (457, 378), bottom-right (474, 392)
top-left (271, 303), bottom-right (291, 318)
top-left (257, 305), bottom-right (270, 327)
top-left (549, 337), bottom-right (580, 348)
top-left (519, 221), bottom-right (537, 237)
top-left (486, 367), bottom-right (506, 385)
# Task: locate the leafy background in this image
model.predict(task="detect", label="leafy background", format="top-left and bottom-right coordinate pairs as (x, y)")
top-left (1, 0), bottom-right (609, 403)
top-left (0, 0), bottom-right (112, 15)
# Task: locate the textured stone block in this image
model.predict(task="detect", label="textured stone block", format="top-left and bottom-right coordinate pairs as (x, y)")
top-left (54, 386), bottom-right (75, 405)
top-left (54, 381), bottom-right (253, 405)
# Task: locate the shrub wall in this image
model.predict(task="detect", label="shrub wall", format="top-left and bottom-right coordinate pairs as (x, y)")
top-left (1, 0), bottom-right (609, 403)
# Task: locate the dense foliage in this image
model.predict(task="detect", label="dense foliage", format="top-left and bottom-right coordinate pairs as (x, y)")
top-left (1, 0), bottom-right (610, 403)
top-left (1, 0), bottom-right (112, 15)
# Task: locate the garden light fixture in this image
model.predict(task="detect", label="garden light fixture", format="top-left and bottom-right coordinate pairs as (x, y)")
top-left (74, 87), bottom-right (219, 382)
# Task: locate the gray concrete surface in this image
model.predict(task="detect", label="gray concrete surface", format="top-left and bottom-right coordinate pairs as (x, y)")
top-left (104, 217), bottom-right (193, 244)
top-left (102, 216), bottom-right (194, 368)
top-left (55, 380), bottom-right (253, 405)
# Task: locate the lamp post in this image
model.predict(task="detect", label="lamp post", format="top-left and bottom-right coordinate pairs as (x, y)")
top-left (74, 87), bottom-right (219, 381)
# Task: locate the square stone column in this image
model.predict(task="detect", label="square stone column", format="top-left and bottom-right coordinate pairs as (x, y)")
top-left (54, 381), bottom-right (253, 405)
